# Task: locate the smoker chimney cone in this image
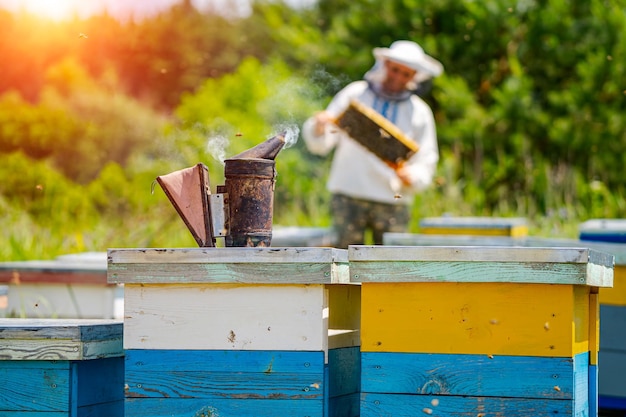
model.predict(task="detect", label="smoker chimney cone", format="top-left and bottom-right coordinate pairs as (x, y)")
top-left (231, 132), bottom-right (286, 160)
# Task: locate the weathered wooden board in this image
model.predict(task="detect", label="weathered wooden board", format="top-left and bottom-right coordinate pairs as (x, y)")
top-left (124, 348), bottom-right (360, 417)
top-left (349, 246), bottom-right (613, 287)
top-left (1, 358), bottom-right (124, 415)
top-left (125, 349), bottom-right (325, 399)
top-left (360, 393), bottom-right (580, 417)
top-left (0, 361), bottom-right (72, 412)
top-left (108, 247), bottom-right (350, 285)
top-left (0, 318), bottom-right (124, 417)
top-left (419, 216), bottom-right (529, 237)
top-left (5, 283), bottom-right (118, 319)
top-left (361, 351), bottom-right (583, 398)
top-left (328, 346), bottom-right (361, 400)
top-left (123, 284), bottom-right (329, 352)
top-left (360, 281), bottom-right (592, 357)
top-left (124, 397), bottom-right (322, 417)
top-left (0, 318), bottom-right (123, 360)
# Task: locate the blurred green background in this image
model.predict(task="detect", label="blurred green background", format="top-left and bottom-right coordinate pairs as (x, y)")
top-left (1, 0), bottom-right (625, 260)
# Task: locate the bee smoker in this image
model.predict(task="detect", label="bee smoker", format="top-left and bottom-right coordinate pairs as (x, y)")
top-left (156, 132), bottom-right (286, 247)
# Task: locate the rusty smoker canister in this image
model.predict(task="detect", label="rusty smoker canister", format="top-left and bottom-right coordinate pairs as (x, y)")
top-left (223, 157), bottom-right (277, 247)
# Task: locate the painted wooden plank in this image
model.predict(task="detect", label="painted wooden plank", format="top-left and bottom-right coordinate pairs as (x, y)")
top-left (108, 247), bottom-right (347, 265)
top-left (360, 282), bottom-right (591, 357)
top-left (76, 357), bottom-right (124, 407)
top-left (349, 246), bottom-right (613, 287)
top-left (361, 351), bottom-right (577, 399)
top-left (124, 397), bottom-right (323, 417)
top-left (573, 353), bottom-right (592, 417)
top-left (0, 361), bottom-right (71, 412)
top-left (327, 284), bottom-right (361, 350)
top-left (123, 284), bottom-right (329, 351)
top-left (329, 393), bottom-right (359, 417)
top-left (0, 318), bottom-right (122, 341)
top-left (78, 401), bottom-right (124, 417)
top-left (125, 349), bottom-right (323, 374)
top-left (124, 349), bottom-right (358, 415)
top-left (600, 265), bottom-right (626, 306)
top-left (384, 233), bottom-right (626, 266)
top-left (109, 262), bottom-right (349, 285)
top-left (1, 413), bottom-right (71, 417)
top-left (599, 304), bottom-right (626, 351)
top-left (0, 319), bottom-right (123, 360)
top-left (360, 393), bottom-right (576, 417)
top-left (108, 248), bottom-right (350, 284)
top-left (5, 284), bottom-right (117, 319)
top-left (589, 292), bottom-right (600, 366)
top-left (350, 245), bottom-right (607, 263)
top-left (590, 364), bottom-right (598, 417)
top-left (328, 347), bottom-right (360, 398)
top-left (126, 361), bottom-right (325, 399)
top-left (599, 350), bottom-right (626, 398)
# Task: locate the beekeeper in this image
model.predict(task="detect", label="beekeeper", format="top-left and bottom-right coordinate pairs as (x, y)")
top-left (302, 40), bottom-right (443, 248)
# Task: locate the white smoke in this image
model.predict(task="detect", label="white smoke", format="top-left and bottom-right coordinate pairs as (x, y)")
top-left (271, 123), bottom-right (300, 149)
top-left (206, 135), bottom-right (229, 164)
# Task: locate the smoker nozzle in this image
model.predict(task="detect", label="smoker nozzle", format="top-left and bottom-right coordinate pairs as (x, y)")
top-left (230, 132), bottom-right (286, 160)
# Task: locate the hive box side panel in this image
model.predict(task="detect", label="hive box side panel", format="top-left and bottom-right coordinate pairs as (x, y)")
top-left (599, 350), bottom-right (626, 399)
top-left (361, 351), bottom-right (575, 399)
top-left (125, 349), bottom-right (325, 400)
top-left (76, 357), bottom-right (125, 408)
top-left (599, 304), bottom-right (626, 351)
top-left (360, 282), bottom-right (583, 357)
top-left (125, 397), bottom-right (323, 417)
top-left (600, 265), bottom-right (626, 305)
top-left (360, 393), bottom-right (574, 417)
top-left (6, 284), bottom-right (116, 319)
top-left (123, 284), bottom-right (328, 351)
top-left (0, 361), bottom-right (71, 412)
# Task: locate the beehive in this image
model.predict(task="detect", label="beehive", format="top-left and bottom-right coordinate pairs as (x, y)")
top-left (419, 216), bottom-right (529, 237)
top-left (335, 99), bottom-right (418, 167)
top-left (108, 247), bottom-right (361, 417)
top-left (350, 245), bottom-right (613, 417)
top-left (0, 319), bottom-right (124, 417)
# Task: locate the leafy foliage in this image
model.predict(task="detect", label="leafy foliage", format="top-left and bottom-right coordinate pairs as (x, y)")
top-left (1, 0), bottom-right (626, 261)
